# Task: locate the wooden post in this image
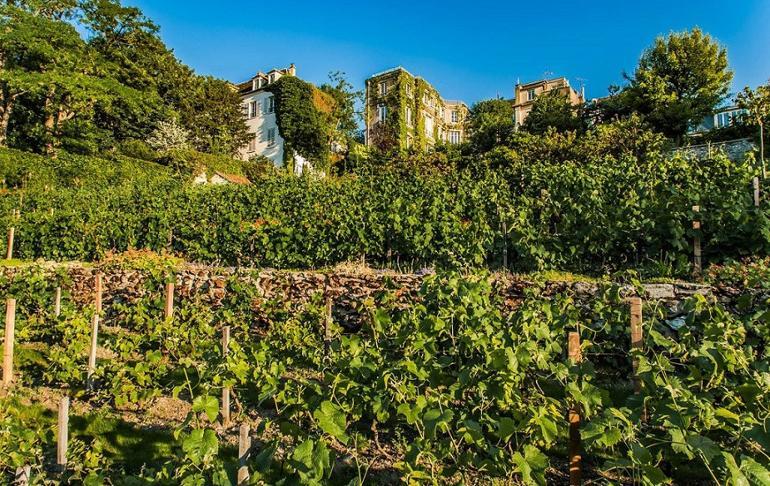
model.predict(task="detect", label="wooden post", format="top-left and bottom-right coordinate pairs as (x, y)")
top-left (14, 465), bottom-right (31, 485)
top-left (692, 206), bottom-right (702, 278)
top-left (57, 396), bottom-right (69, 470)
top-left (5, 227), bottom-right (14, 260)
top-left (87, 314), bottom-right (99, 389)
top-left (629, 297), bottom-right (643, 393)
top-left (502, 220), bottom-right (508, 271)
top-left (54, 287), bottom-right (61, 317)
top-left (237, 423), bottom-right (251, 485)
top-left (164, 281), bottom-right (174, 321)
top-left (568, 332), bottom-right (582, 486)
top-left (324, 297), bottom-right (332, 360)
top-left (94, 272), bottom-right (103, 314)
top-left (754, 177), bottom-right (761, 207)
top-left (3, 298), bottom-right (16, 386)
top-left (222, 326), bottom-right (230, 427)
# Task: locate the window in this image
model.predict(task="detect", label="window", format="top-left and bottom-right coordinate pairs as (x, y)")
top-left (406, 107), bottom-right (413, 126)
top-left (527, 89), bottom-right (536, 101)
top-left (265, 127), bottom-right (276, 146)
top-left (405, 83), bottom-right (412, 97)
top-left (249, 100), bottom-right (259, 118)
top-left (269, 73), bottom-right (276, 84)
top-left (451, 110), bottom-right (459, 123)
top-left (247, 135), bottom-right (257, 152)
top-left (424, 115), bottom-right (434, 138)
top-left (378, 81), bottom-right (387, 96)
top-left (449, 130), bottom-right (461, 144)
top-left (377, 104), bottom-right (387, 122)
top-left (265, 96), bottom-right (275, 114)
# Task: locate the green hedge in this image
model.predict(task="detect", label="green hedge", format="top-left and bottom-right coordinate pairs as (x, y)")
top-left (0, 147), bottom-right (767, 276)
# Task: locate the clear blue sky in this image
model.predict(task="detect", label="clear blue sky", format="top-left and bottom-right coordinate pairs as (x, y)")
top-left (128, 0), bottom-right (770, 105)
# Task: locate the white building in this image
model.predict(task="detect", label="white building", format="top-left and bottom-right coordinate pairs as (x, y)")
top-left (236, 64), bottom-right (311, 175)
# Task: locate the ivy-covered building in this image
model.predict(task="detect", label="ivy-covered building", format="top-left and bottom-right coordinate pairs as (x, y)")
top-left (365, 67), bottom-right (468, 151)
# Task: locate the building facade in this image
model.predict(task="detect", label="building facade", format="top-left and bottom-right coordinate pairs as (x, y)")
top-left (365, 67), bottom-right (468, 151)
top-left (512, 77), bottom-right (584, 128)
top-left (689, 104), bottom-right (748, 134)
top-left (235, 64), bottom-right (311, 175)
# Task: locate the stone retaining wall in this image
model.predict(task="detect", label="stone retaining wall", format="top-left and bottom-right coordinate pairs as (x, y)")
top-left (0, 263), bottom-right (740, 327)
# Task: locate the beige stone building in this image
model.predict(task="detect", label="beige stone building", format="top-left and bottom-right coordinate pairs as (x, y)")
top-left (512, 77), bottom-right (584, 128)
top-left (365, 67), bottom-right (468, 151)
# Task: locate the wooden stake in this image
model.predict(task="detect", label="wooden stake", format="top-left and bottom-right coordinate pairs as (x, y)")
top-left (3, 298), bottom-right (16, 386)
top-left (222, 326), bottom-right (230, 427)
top-left (94, 272), bottom-right (103, 314)
top-left (237, 423), bottom-right (251, 485)
top-left (54, 287), bottom-right (62, 317)
top-left (568, 332), bottom-right (582, 486)
top-left (164, 281), bottom-right (174, 321)
top-left (502, 220), bottom-right (508, 270)
top-left (57, 396), bottom-right (69, 470)
top-left (87, 314), bottom-right (99, 389)
top-left (692, 206), bottom-right (702, 278)
top-left (629, 297), bottom-right (643, 393)
top-left (324, 297), bottom-right (332, 360)
top-left (6, 227), bottom-right (14, 260)
top-left (754, 177), bottom-right (761, 207)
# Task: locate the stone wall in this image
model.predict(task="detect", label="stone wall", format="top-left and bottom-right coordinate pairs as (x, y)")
top-left (0, 263), bottom-right (740, 328)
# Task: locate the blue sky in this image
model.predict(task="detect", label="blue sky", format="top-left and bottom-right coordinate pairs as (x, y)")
top-left (128, 0), bottom-right (770, 105)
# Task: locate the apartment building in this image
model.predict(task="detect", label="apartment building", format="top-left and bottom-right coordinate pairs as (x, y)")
top-left (365, 67), bottom-right (468, 151)
top-left (235, 64), bottom-right (311, 175)
top-left (689, 104), bottom-right (748, 134)
top-left (512, 77), bottom-right (584, 128)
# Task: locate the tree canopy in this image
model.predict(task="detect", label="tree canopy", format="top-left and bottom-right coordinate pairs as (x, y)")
top-left (521, 90), bottom-right (584, 135)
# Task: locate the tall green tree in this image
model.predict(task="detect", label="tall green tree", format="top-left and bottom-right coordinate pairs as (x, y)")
top-left (737, 82), bottom-right (770, 178)
top-left (625, 28), bottom-right (733, 140)
top-left (521, 90), bottom-right (584, 135)
top-left (467, 98), bottom-right (514, 152)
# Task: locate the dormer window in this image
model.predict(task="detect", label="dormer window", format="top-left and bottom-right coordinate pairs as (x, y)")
top-left (269, 73), bottom-right (276, 83)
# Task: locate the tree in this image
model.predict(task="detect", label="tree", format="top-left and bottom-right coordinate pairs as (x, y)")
top-left (521, 90), bottom-right (584, 135)
top-left (320, 71), bottom-right (362, 141)
top-left (737, 82), bottom-right (770, 178)
top-left (625, 28), bottom-right (733, 140)
top-left (467, 98), bottom-right (515, 152)
top-left (176, 76), bottom-right (250, 155)
top-left (147, 118), bottom-right (189, 152)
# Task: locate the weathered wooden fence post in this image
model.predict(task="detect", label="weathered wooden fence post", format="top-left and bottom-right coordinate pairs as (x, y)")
top-left (54, 287), bottom-right (62, 317)
top-left (164, 281), bottom-right (175, 321)
top-left (238, 423), bottom-right (251, 485)
top-left (57, 396), bottom-right (69, 471)
top-left (2, 298), bottom-right (16, 386)
top-left (95, 272), bottom-right (103, 314)
top-left (221, 326), bottom-right (231, 427)
top-left (692, 205), bottom-right (702, 278)
top-left (629, 297), bottom-right (643, 394)
top-left (502, 220), bottom-right (508, 271)
top-left (324, 296), bottom-right (332, 361)
top-left (568, 331), bottom-right (582, 486)
top-left (87, 314), bottom-right (99, 390)
top-left (5, 227), bottom-right (14, 260)
top-left (754, 177), bottom-right (761, 207)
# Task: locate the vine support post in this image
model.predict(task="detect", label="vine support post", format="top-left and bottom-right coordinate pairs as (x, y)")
top-left (237, 423), bottom-right (251, 485)
top-left (94, 272), bottom-right (103, 314)
top-left (324, 296), bottom-right (332, 361)
top-left (54, 287), bottom-right (61, 317)
top-left (2, 298), bottom-right (16, 387)
top-left (164, 281), bottom-right (174, 322)
top-left (5, 227), bottom-right (14, 260)
top-left (754, 177), bottom-right (761, 207)
top-left (502, 219), bottom-right (508, 271)
top-left (692, 206), bottom-right (702, 279)
top-left (222, 326), bottom-right (231, 428)
top-left (629, 297), bottom-right (643, 393)
top-left (87, 314), bottom-right (99, 390)
top-left (568, 331), bottom-right (582, 486)
top-left (57, 396), bottom-right (69, 471)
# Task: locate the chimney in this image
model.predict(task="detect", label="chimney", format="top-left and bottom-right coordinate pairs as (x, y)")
top-left (288, 63), bottom-right (296, 76)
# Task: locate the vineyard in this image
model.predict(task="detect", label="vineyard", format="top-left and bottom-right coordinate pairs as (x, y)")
top-left (1, 145), bottom-right (769, 277)
top-left (0, 262), bottom-right (769, 484)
